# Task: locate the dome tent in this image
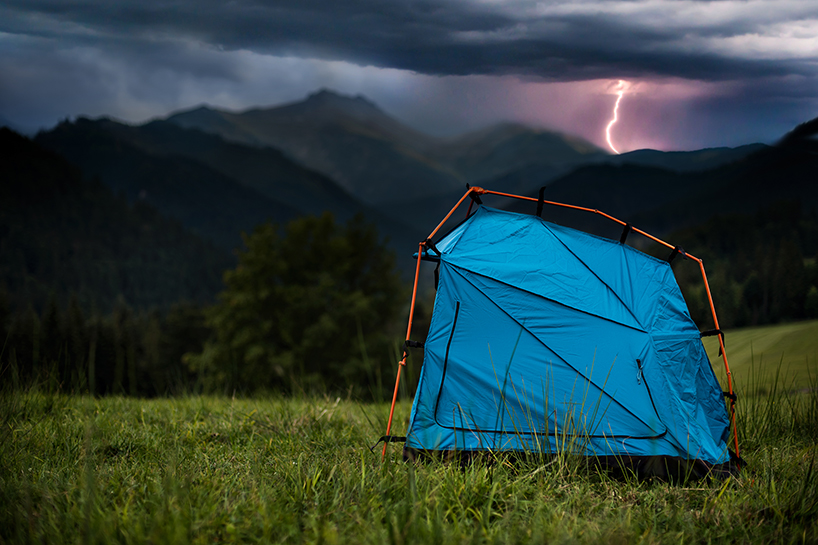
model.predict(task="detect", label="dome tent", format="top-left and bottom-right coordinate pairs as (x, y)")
top-left (380, 187), bottom-right (741, 479)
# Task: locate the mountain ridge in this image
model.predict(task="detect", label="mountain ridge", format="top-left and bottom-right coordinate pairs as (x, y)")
top-left (34, 118), bottom-right (306, 250)
top-left (33, 116), bottom-right (426, 271)
top-left (33, 91), bottom-right (815, 271)
top-left (164, 89), bottom-right (609, 205)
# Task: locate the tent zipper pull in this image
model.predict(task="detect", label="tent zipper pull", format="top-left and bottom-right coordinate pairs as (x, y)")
top-left (636, 359), bottom-right (643, 385)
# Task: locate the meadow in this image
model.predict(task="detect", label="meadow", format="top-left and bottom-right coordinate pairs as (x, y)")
top-left (2, 322), bottom-right (817, 544)
top-left (703, 319), bottom-right (818, 391)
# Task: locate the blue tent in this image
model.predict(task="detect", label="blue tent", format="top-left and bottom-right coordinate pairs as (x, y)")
top-left (403, 206), bottom-right (733, 473)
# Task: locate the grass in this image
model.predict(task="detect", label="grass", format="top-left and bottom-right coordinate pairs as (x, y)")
top-left (1, 322), bottom-right (817, 544)
top-left (1, 373), bottom-right (816, 544)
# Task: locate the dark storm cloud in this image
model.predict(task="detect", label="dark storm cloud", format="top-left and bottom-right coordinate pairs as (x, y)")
top-left (2, 0), bottom-right (815, 83)
top-left (2, 0), bottom-right (815, 148)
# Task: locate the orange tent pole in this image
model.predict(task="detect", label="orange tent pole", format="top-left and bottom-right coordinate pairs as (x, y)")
top-left (428, 188), bottom-right (479, 240)
top-left (479, 189), bottom-right (680, 252)
top-left (382, 187), bottom-right (477, 459)
top-left (695, 257), bottom-right (740, 461)
top-left (382, 241), bottom-right (425, 459)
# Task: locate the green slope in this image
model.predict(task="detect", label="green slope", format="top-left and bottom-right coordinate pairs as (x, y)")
top-left (704, 320), bottom-right (818, 391)
top-left (430, 122), bottom-right (607, 186)
top-left (167, 92), bottom-right (464, 205)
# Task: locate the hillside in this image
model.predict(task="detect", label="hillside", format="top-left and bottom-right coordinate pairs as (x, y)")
top-left (603, 144), bottom-right (768, 172)
top-left (630, 130), bottom-right (818, 234)
top-left (60, 118), bottom-right (367, 222)
top-left (162, 89), bottom-right (771, 237)
top-left (34, 119), bottom-right (302, 250)
top-left (0, 128), bottom-right (231, 312)
top-left (34, 117), bottom-right (425, 270)
top-left (427, 122), bottom-right (608, 187)
top-left (91, 118), bottom-right (420, 252)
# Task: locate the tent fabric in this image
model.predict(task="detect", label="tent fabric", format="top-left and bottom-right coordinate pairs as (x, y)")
top-left (405, 206), bottom-right (731, 465)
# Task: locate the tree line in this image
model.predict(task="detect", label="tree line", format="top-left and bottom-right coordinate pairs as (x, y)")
top-left (0, 293), bottom-right (207, 396)
top-left (673, 200), bottom-right (818, 329)
top-left (1, 214), bottom-right (406, 398)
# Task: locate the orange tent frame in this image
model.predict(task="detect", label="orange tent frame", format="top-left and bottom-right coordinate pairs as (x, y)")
top-left (382, 186), bottom-right (740, 464)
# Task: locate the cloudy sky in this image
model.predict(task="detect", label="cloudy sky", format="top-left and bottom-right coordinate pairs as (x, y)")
top-left (1, 0), bottom-right (816, 151)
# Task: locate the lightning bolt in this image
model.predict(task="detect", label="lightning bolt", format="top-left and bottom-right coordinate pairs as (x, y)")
top-left (605, 80), bottom-right (627, 155)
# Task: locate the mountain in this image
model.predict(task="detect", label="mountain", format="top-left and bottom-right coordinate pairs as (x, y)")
top-left (166, 90), bottom-right (461, 204)
top-left (159, 88), bottom-right (765, 238)
top-left (493, 117), bottom-right (818, 243)
top-left (393, 141), bottom-right (766, 239)
top-left (165, 89), bottom-right (770, 213)
top-left (122, 117), bottom-right (429, 266)
top-left (603, 144), bottom-right (768, 172)
top-left (34, 117), bottom-right (426, 271)
top-left (71, 117), bottom-right (366, 221)
top-left (34, 119), bottom-right (302, 250)
top-left (630, 121), bottom-right (818, 234)
top-left (779, 117), bottom-right (818, 149)
top-left (165, 89), bottom-right (608, 206)
top-left (0, 127), bottom-right (232, 312)
top-left (0, 114), bottom-right (29, 135)
top-left (427, 122), bottom-right (607, 187)
top-left (29, 91), bottom-right (814, 278)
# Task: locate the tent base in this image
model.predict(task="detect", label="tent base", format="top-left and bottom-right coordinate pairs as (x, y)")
top-left (593, 454), bottom-right (739, 481)
top-left (403, 447), bottom-right (739, 481)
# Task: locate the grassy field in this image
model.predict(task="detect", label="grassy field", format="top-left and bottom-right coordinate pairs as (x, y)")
top-left (704, 319), bottom-right (818, 391)
top-left (1, 322), bottom-right (817, 544)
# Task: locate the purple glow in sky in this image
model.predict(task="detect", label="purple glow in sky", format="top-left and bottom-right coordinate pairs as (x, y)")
top-left (1, 0), bottom-right (816, 151)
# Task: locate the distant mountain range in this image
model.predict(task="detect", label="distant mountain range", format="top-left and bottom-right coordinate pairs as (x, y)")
top-left (165, 89), bottom-right (613, 206)
top-left (35, 119), bottom-right (302, 250)
top-left (498, 122), bottom-right (818, 242)
top-left (156, 89), bottom-right (774, 234)
top-left (33, 116), bottom-right (421, 266)
top-left (164, 91), bottom-right (772, 215)
top-left (7, 89), bottom-right (817, 312)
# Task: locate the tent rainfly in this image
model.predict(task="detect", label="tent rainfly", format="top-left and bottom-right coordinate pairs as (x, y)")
top-left (379, 187), bottom-right (741, 479)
